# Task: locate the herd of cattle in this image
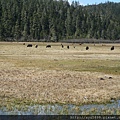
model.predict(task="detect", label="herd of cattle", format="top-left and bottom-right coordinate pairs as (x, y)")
top-left (24, 43), bottom-right (115, 50)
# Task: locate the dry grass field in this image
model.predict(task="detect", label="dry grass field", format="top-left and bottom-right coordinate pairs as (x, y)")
top-left (0, 42), bottom-right (120, 108)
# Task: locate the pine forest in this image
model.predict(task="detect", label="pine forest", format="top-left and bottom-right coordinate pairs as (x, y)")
top-left (0, 0), bottom-right (120, 42)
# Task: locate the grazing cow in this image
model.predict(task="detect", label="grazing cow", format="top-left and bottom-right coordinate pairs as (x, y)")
top-left (46, 45), bottom-right (51, 48)
top-left (23, 43), bottom-right (25, 45)
top-left (86, 46), bottom-right (89, 50)
top-left (61, 44), bottom-right (64, 48)
top-left (27, 44), bottom-right (32, 47)
top-left (35, 45), bottom-right (38, 48)
top-left (111, 46), bottom-right (114, 50)
top-left (73, 46), bottom-right (75, 48)
top-left (67, 45), bottom-right (69, 49)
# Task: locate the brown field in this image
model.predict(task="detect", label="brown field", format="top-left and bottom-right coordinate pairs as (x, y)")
top-left (0, 42), bottom-right (120, 107)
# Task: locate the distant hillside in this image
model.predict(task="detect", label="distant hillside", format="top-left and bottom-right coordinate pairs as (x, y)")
top-left (0, 0), bottom-right (120, 42)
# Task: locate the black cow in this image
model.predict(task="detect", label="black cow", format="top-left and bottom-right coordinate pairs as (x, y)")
top-left (86, 46), bottom-right (89, 50)
top-left (67, 45), bottom-right (69, 49)
top-left (23, 43), bottom-right (25, 45)
top-left (46, 45), bottom-right (51, 48)
top-left (27, 44), bottom-right (32, 47)
top-left (111, 46), bottom-right (114, 50)
top-left (61, 44), bottom-right (64, 48)
top-left (35, 45), bottom-right (38, 48)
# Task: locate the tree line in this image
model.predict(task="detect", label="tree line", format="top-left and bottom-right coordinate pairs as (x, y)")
top-left (0, 0), bottom-right (120, 42)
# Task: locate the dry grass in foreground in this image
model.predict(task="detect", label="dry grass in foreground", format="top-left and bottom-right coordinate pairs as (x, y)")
top-left (0, 42), bottom-right (120, 107)
top-left (0, 68), bottom-right (120, 106)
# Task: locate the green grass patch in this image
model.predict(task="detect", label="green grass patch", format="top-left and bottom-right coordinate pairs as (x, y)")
top-left (9, 57), bottom-right (120, 75)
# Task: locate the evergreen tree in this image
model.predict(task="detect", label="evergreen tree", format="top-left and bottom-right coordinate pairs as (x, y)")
top-left (65, 8), bottom-right (72, 38)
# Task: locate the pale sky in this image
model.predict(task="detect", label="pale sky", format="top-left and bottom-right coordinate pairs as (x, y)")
top-left (68, 0), bottom-right (120, 5)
